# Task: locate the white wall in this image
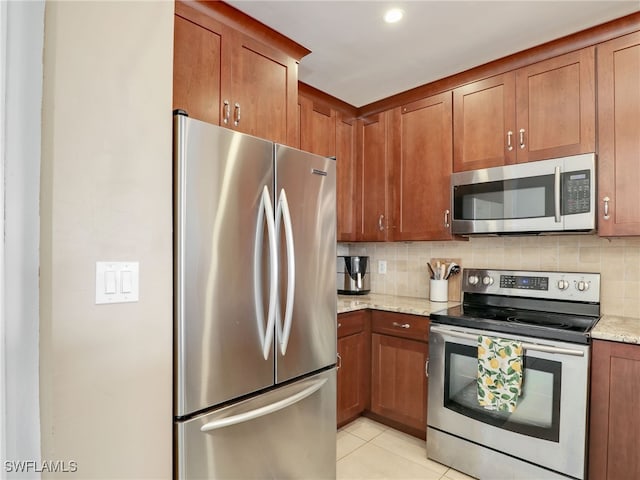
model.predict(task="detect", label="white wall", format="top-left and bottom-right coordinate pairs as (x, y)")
top-left (2, 1), bottom-right (45, 478)
top-left (39, 2), bottom-right (174, 478)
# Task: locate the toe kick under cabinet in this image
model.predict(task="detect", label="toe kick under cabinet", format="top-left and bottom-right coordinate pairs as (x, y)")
top-left (337, 310), bottom-right (429, 439)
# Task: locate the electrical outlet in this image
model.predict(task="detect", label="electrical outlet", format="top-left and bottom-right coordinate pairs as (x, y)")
top-left (378, 260), bottom-right (387, 274)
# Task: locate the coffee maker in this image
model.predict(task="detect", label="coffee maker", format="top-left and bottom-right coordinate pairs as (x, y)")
top-left (337, 256), bottom-right (371, 295)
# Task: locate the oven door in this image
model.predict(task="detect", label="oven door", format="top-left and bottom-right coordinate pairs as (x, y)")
top-left (451, 153), bottom-right (595, 235)
top-left (427, 323), bottom-right (590, 479)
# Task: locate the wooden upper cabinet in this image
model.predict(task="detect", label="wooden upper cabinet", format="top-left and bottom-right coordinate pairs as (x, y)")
top-left (336, 114), bottom-right (357, 242)
top-left (298, 84), bottom-right (358, 242)
top-left (227, 30), bottom-right (299, 145)
top-left (453, 74), bottom-right (516, 171)
top-left (597, 31), bottom-right (640, 237)
top-left (173, 1), bottom-right (308, 146)
top-left (392, 92), bottom-right (453, 241)
top-left (299, 95), bottom-right (336, 156)
top-left (516, 47), bottom-right (595, 163)
top-left (357, 112), bottom-right (391, 241)
top-left (173, 14), bottom-right (222, 125)
top-left (453, 47), bottom-right (595, 171)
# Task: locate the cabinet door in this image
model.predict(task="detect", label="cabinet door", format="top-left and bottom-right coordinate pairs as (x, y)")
top-left (299, 96), bottom-right (336, 157)
top-left (370, 333), bottom-right (428, 436)
top-left (597, 32), bottom-right (640, 237)
top-left (227, 30), bottom-right (298, 146)
top-left (358, 113), bottom-right (390, 241)
top-left (173, 14), bottom-right (222, 125)
top-left (337, 114), bottom-right (357, 242)
top-left (515, 47), bottom-right (595, 163)
top-left (453, 74), bottom-right (516, 172)
top-left (589, 340), bottom-right (640, 480)
top-left (393, 92), bottom-right (453, 240)
top-left (337, 331), bottom-right (368, 426)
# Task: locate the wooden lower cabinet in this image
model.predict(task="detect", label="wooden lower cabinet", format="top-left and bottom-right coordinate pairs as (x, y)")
top-left (337, 310), bottom-right (370, 427)
top-left (336, 310), bottom-right (429, 438)
top-left (589, 340), bottom-right (640, 480)
top-left (369, 311), bottom-right (429, 439)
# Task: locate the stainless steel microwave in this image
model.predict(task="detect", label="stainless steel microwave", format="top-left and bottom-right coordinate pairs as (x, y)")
top-left (451, 153), bottom-right (596, 235)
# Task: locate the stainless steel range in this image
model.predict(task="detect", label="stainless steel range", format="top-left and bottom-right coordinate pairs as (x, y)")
top-left (427, 269), bottom-right (601, 480)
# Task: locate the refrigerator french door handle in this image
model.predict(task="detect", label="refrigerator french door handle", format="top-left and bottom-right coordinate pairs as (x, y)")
top-left (199, 377), bottom-right (327, 432)
top-left (253, 186), bottom-right (278, 360)
top-left (275, 188), bottom-right (296, 356)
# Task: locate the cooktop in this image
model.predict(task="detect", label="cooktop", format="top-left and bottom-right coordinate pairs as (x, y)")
top-left (430, 268), bottom-right (601, 344)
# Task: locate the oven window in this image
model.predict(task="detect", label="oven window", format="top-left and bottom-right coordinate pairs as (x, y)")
top-left (444, 343), bottom-right (561, 442)
top-left (454, 175), bottom-right (554, 221)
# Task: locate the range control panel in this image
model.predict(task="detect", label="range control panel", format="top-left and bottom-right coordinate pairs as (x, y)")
top-left (499, 275), bottom-right (549, 290)
top-left (463, 268), bottom-right (600, 303)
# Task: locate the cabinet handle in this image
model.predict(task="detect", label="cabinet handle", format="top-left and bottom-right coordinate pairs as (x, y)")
top-left (519, 128), bottom-right (526, 150)
top-left (506, 131), bottom-right (513, 151)
top-left (425, 359), bottom-right (429, 378)
top-left (337, 322), bottom-right (342, 329)
top-left (603, 196), bottom-right (610, 220)
top-left (378, 214), bottom-right (385, 231)
top-left (234, 102), bottom-right (241, 126)
top-left (392, 322), bottom-right (410, 329)
top-left (444, 209), bottom-right (450, 228)
top-left (336, 353), bottom-right (342, 370)
top-left (223, 100), bottom-right (230, 125)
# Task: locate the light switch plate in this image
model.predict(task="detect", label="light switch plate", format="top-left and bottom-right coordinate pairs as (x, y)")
top-left (96, 261), bottom-right (139, 304)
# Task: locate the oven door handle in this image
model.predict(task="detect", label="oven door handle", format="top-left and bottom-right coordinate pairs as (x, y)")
top-left (430, 326), bottom-right (585, 357)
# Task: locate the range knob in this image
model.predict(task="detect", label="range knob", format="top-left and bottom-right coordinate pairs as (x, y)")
top-left (468, 275), bottom-right (479, 285)
top-left (576, 280), bottom-right (590, 292)
top-left (482, 276), bottom-right (494, 286)
top-left (557, 279), bottom-right (569, 290)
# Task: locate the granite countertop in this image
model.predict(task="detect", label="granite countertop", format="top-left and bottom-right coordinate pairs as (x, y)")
top-left (338, 293), bottom-right (458, 317)
top-left (591, 315), bottom-right (640, 345)
top-left (339, 293), bottom-right (640, 346)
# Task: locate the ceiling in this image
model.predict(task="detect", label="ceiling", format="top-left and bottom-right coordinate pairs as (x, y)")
top-left (226, 1), bottom-right (640, 107)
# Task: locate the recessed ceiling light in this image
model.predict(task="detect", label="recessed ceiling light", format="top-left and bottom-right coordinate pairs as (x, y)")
top-left (384, 8), bottom-right (404, 24)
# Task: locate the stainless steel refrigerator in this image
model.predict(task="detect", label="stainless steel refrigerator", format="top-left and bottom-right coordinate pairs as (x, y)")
top-left (173, 111), bottom-right (337, 479)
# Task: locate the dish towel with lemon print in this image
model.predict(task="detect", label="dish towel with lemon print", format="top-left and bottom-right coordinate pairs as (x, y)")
top-left (477, 335), bottom-right (524, 412)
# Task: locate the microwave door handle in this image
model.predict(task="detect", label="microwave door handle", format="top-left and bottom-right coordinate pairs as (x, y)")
top-left (554, 166), bottom-right (561, 223)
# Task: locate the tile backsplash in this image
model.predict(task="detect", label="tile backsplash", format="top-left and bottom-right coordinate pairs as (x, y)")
top-left (340, 235), bottom-right (640, 317)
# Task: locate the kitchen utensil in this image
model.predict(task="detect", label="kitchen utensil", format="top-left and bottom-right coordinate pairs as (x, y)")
top-left (427, 262), bottom-right (436, 279)
top-left (445, 263), bottom-right (460, 279)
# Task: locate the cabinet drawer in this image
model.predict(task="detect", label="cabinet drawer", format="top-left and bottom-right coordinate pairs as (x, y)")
top-left (371, 311), bottom-right (429, 342)
top-left (337, 310), bottom-right (368, 338)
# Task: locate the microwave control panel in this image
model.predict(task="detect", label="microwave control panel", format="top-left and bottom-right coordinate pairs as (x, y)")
top-left (562, 170), bottom-right (591, 215)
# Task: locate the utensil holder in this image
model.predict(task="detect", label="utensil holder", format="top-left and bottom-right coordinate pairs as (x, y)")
top-left (430, 279), bottom-right (448, 302)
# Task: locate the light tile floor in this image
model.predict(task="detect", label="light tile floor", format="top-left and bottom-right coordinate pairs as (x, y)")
top-left (337, 417), bottom-right (476, 480)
